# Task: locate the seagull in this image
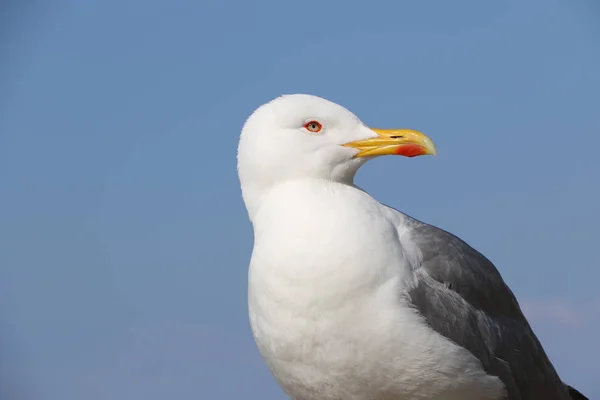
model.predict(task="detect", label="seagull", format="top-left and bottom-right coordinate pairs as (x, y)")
top-left (237, 94), bottom-right (587, 400)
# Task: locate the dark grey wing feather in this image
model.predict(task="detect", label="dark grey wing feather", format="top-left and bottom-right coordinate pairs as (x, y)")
top-left (400, 214), bottom-right (584, 400)
top-left (567, 386), bottom-right (589, 400)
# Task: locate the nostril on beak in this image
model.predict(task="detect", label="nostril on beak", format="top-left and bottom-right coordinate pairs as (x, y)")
top-left (389, 136), bottom-right (404, 139)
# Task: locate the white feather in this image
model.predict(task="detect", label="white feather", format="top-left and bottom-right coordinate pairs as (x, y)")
top-left (238, 94), bottom-right (505, 400)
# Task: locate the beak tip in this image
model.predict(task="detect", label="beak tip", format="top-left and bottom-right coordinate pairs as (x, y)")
top-left (425, 139), bottom-right (437, 156)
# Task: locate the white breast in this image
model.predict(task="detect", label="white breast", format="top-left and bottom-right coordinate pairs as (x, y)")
top-left (248, 179), bottom-right (505, 400)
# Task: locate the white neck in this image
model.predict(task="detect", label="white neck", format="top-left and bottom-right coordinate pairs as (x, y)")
top-left (239, 163), bottom-right (364, 222)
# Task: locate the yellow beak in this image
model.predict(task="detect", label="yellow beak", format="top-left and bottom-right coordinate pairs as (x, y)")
top-left (343, 129), bottom-right (437, 158)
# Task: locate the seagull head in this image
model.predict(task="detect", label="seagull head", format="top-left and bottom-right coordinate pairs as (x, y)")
top-left (237, 94), bottom-right (437, 217)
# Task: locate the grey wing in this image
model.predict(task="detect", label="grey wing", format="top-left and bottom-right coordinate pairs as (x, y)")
top-left (401, 215), bottom-right (581, 400)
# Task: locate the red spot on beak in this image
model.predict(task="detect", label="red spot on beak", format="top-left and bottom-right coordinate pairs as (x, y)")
top-left (395, 144), bottom-right (427, 157)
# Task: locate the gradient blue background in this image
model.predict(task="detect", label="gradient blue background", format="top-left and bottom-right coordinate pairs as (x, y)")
top-left (1, 0), bottom-right (599, 399)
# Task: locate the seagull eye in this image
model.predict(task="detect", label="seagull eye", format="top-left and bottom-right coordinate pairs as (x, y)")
top-left (304, 121), bottom-right (323, 133)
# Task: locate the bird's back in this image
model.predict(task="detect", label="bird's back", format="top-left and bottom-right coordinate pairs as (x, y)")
top-left (393, 209), bottom-right (575, 399)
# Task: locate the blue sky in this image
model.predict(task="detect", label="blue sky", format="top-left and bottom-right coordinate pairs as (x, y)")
top-left (1, 0), bottom-right (599, 398)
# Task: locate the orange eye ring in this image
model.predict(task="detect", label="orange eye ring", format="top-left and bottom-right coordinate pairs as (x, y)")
top-left (304, 120), bottom-right (323, 133)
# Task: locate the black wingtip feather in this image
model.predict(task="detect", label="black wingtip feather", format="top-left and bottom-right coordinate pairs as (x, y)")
top-left (568, 385), bottom-right (589, 400)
